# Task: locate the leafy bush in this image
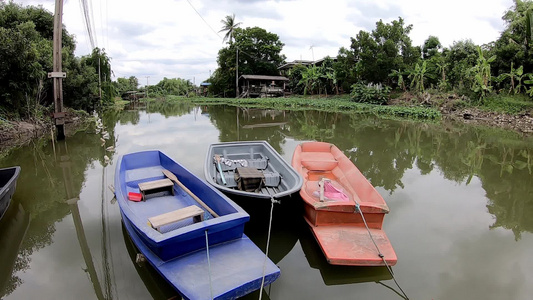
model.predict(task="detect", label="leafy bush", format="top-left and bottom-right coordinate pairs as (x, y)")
top-left (350, 82), bottom-right (391, 105)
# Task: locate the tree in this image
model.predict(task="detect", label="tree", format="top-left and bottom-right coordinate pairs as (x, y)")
top-left (349, 17), bottom-right (420, 84)
top-left (0, 2), bottom-right (112, 117)
top-left (334, 47), bottom-right (357, 92)
top-left (0, 2), bottom-right (74, 118)
top-left (209, 26), bottom-right (286, 97)
top-left (422, 35), bottom-right (442, 59)
top-left (115, 76), bottom-right (139, 95)
top-left (444, 39), bottom-right (479, 90)
top-left (492, 0), bottom-right (533, 78)
top-left (155, 77), bottom-right (193, 96)
top-left (219, 14), bottom-right (241, 44)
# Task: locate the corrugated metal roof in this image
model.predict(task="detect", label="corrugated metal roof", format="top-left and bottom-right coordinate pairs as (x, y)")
top-left (239, 75), bottom-right (289, 81)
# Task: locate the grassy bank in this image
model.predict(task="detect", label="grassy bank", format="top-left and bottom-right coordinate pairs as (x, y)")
top-left (163, 95), bottom-right (442, 121)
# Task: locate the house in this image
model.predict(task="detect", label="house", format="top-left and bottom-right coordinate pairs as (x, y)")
top-left (199, 82), bottom-right (211, 96)
top-left (278, 57), bottom-right (337, 76)
top-left (238, 75), bottom-right (289, 98)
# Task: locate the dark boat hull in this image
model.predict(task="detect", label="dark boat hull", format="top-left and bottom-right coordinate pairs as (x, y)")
top-left (0, 166), bottom-right (21, 220)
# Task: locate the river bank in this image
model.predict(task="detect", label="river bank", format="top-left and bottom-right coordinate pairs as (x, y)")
top-left (0, 110), bottom-right (90, 153)
top-left (1, 95), bottom-right (533, 153)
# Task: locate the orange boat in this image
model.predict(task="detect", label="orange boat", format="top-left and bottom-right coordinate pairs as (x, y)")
top-left (291, 142), bottom-right (397, 266)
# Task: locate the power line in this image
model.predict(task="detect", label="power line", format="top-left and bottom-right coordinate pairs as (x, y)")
top-left (185, 0), bottom-right (221, 39)
top-left (79, 0), bottom-right (96, 49)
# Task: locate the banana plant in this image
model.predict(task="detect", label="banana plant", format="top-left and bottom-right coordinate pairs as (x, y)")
top-left (435, 62), bottom-right (449, 91)
top-left (497, 62), bottom-right (525, 94)
top-left (469, 46), bottom-right (496, 101)
top-left (389, 69), bottom-right (406, 91)
top-left (408, 61), bottom-right (433, 94)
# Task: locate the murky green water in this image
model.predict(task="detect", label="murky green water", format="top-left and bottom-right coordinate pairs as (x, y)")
top-left (1, 102), bottom-right (533, 300)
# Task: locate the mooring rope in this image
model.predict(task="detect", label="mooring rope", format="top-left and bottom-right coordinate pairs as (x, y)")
top-left (205, 229), bottom-right (213, 300)
top-left (259, 197), bottom-right (279, 300)
top-left (354, 202), bottom-right (409, 299)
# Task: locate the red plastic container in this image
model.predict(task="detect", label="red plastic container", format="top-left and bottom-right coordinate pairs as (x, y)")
top-left (128, 192), bottom-right (142, 202)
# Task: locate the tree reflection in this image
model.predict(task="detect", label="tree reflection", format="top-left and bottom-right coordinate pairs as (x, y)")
top-left (0, 122), bottom-right (116, 297)
top-left (202, 104), bottom-right (533, 240)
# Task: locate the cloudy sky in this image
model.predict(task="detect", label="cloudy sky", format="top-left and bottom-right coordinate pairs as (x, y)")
top-left (17, 0), bottom-right (512, 86)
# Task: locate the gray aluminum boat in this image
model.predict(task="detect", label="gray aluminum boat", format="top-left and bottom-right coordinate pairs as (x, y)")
top-left (205, 141), bottom-right (303, 199)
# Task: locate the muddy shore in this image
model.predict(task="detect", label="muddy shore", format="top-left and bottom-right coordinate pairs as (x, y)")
top-left (0, 112), bottom-right (87, 152)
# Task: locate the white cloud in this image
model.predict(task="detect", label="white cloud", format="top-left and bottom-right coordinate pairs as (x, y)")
top-left (16, 0), bottom-right (512, 85)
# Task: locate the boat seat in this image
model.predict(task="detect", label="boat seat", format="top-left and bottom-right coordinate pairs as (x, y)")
top-left (300, 152), bottom-right (338, 171)
top-left (148, 205), bottom-right (204, 232)
top-left (138, 178), bottom-right (175, 201)
top-left (218, 170), bottom-right (281, 188)
top-left (219, 157), bottom-right (269, 171)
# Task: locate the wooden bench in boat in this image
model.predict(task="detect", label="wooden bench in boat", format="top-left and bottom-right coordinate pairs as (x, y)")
top-left (148, 205), bottom-right (204, 232)
top-left (138, 178), bottom-right (174, 201)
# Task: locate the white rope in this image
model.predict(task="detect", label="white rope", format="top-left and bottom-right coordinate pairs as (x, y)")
top-left (354, 203), bottom-right (409, 299)
top-left (205, 230), bottom-right (213, 300)
top-left (259, 197), bottom-right (279, 300)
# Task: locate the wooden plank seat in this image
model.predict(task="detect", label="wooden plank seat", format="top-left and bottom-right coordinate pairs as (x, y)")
top-left (148, 205), bottom-right (205, 232)
top-left (138, 178), bottom-right (174, 201)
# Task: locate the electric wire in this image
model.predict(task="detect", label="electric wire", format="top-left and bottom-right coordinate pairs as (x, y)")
top-left (185, 0), bottom-right (221, 39)
top-left (184, 3), bottom-right (280, 75)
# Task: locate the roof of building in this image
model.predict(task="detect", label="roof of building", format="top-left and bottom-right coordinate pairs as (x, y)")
top-left (278, 57), bottom-right (337, 70)
top-left (239, 75), bottom-right (289, 81)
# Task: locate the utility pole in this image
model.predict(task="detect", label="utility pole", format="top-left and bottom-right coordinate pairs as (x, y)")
top-left (235, 48), bottom-right (239, 98)
top-left (49, 0), bottom-right (66, 140)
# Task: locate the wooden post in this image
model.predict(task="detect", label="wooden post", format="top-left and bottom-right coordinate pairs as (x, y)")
top-left (49, 0), bottom-right (66, 140)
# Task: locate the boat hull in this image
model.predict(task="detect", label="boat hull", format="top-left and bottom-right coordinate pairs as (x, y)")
top-left (204, 141), bottom-right (302, 200)
top-left (292, 142), bottom-right (397, 266)
top-left (123, 214), bottom-right (280, 300)
top-left (0, 166), bottom-right (21, 220)
top-left (115, 150), bottom-right (280, 298)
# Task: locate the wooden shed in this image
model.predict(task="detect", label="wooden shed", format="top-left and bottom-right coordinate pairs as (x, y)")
top-left (238, 75), bottom-right (289, 98)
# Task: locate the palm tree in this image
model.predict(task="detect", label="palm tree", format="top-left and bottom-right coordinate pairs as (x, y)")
top-left (219, 14), bottom-right (242, 44)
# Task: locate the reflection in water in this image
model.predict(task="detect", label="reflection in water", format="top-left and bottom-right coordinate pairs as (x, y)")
top-left (298, 220), bottom-right (393, 286)
top-left (1, 102), bottom-right (533, 299)
top-left (0, 204), bottom-right (30, 298)
top-left (121, 223), bottom-right (177, 300)
top-left (59, 143), bottom-right (105, 300)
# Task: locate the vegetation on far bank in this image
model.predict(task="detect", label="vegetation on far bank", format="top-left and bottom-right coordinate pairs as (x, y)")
top-left (167, 95), bottom-right (442, 120)
top-left (2, 1), bottom-right (533, 136)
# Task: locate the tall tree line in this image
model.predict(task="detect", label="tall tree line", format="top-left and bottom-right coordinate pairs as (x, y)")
top-left (0, 2), bottom-right (114, 120)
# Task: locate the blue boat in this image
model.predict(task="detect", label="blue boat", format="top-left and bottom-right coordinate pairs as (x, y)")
top-left (115, 150), bottom-right (280, 299)
top-left (0, 166), bottom-right (21, 221)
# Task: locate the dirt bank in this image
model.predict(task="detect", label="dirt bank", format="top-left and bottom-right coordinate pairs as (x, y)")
top-left (445, 107), bottom-right (533, 134)
top-left (391, 92), bottom-right (533, 135)
top-left (0, 112), bottom-right (88, 152)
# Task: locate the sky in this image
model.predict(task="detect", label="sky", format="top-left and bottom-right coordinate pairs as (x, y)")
top-left (17, 0), bottom-right (512, 86)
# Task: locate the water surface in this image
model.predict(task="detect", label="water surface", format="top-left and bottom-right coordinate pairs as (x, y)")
top-left (1, 102), bottom-right (532, 300)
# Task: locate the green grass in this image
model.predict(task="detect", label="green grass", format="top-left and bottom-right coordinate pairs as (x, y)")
top-left (172, 96), bottom-right (442, 120)
top-left (482, 94), bottom-right (533, 114)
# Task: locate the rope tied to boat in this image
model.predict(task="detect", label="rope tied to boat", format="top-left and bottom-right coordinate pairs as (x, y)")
top-left (205, 229), bottom-right (213, 300)
top-left (259, 196), bottom-right (278, 300)
top-left (353, 201), bottom-right (409, 299)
